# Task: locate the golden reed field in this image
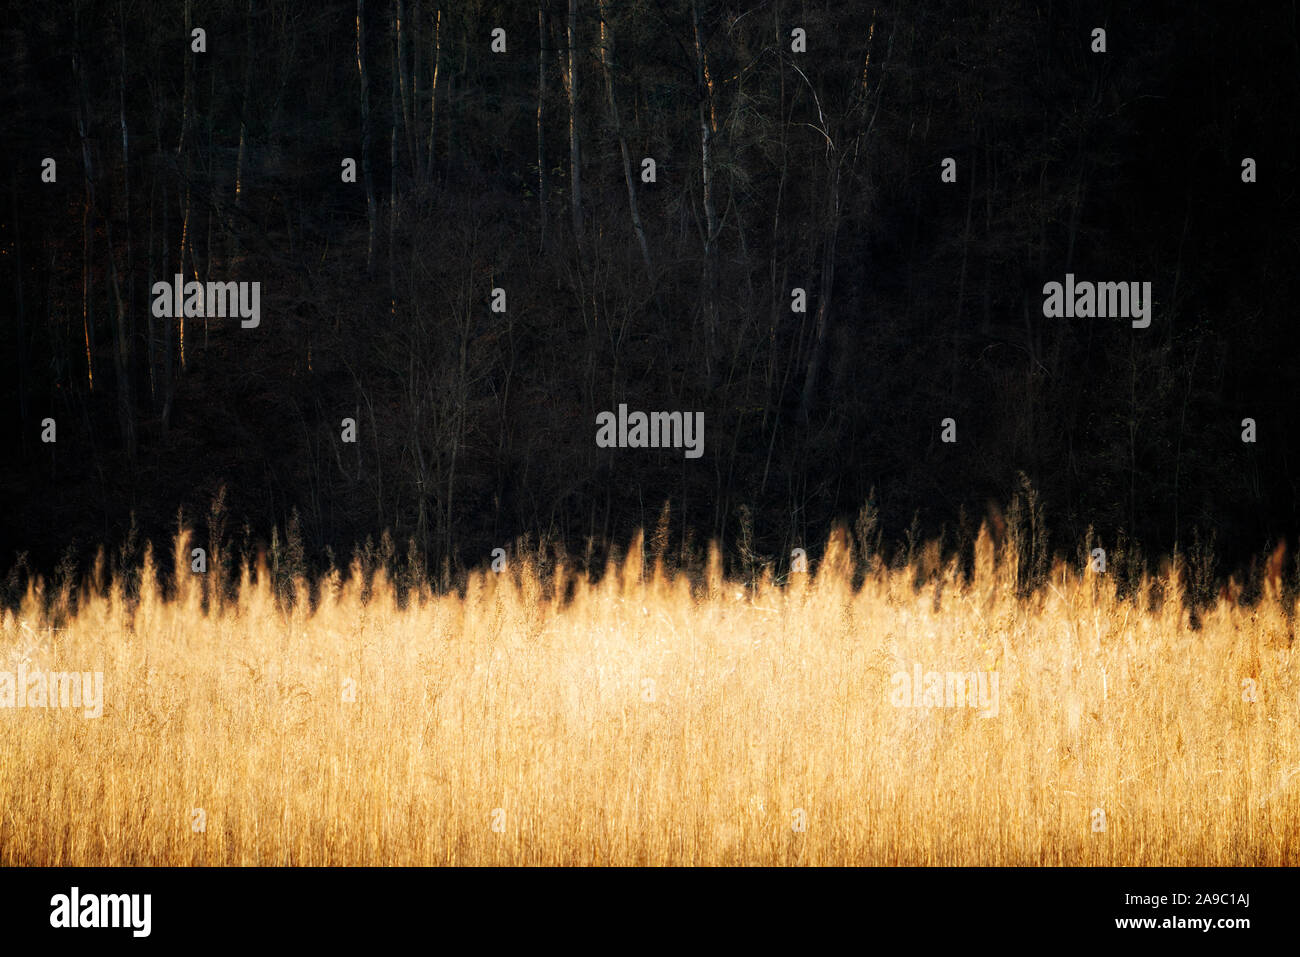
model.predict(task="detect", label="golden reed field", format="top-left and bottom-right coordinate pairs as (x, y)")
top-left (1, 521), bottom-right (1297, 866)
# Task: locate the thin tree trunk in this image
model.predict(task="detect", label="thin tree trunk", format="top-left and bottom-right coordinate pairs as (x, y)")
top-left (567, 0), bottom-right (583, 247)
top-left (76, 28), bottom-right (136, 460)
top-left (161, 181), bottom-right (173, 433)
top-left (397, 0), bottom-right (416, 178)
top-left (358, 0), bottom-right (378, 277)
top-left (953, 150), bottom-right (975, 398)
top-left (390, 0), bottom-right (400, 306)
top-left (799, 163), bottom-right (841, 421)
top-left (11, 180), bottom-right (27, 426)
top-left (425, 7), bottom-right (441, 181)
top-left (691, 0), bottom-right (718, 356)
top-left (119, 4), bottom-right (134, 370)
top-left (75, 4), bottom-right (96, 393)
top-left (81, 136), bottom-right (96, 392)
top-left (179, 180), bottom-right (190, 368)
top-left (598, 0), bottom-right (652, 282)
top-left (178, 0), bottom-right (193, 156)
top-left (232, 0), bottom-right (256, 261)
top-left (146, 170), bottom-right (157, 404)
top-left (177, 0), bottom-right (194, 371)
top-left (412, 0), bottom-right (423, 178)
top-left (205, 64), bottom-right (216, 350)
top-left (537, 1), bottom-right (548, 251)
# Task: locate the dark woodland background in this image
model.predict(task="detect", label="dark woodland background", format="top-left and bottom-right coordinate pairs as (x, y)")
top-left (2, 1), bottom-right (1298, 595)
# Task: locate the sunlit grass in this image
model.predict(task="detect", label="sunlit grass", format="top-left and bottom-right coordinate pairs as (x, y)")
top-left (1, 523), bottom-right (1296, 865)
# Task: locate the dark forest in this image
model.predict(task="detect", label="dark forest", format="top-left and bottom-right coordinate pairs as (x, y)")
top-left (3, 0), bottom-right (1298, 596)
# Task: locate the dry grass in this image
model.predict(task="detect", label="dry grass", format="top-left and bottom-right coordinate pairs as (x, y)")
top-left (1, 524), bottom-right (1297, 865)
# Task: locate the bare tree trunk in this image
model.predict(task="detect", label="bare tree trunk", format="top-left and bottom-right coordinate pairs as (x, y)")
top-left (117, 6), bottom-right (137, 459)
top-left (74, 7), bottom-right (98, 397)
top-left (691, 0), bottom-right (719, 358)
top-left (75, 23), bottom-right (136, 460)
top-left (762, 0), bottom-right (788, 441)
top-left (390, 0), bottom-right (400, 306)
top-left (537, 1), bottom-right (548, 251)
top-left (178, 0), bottom-right (194, 156)
top-left (439, 35), bottom-right (460, 181)
top-left (161, 181), bottom-right (173, 433)
top-left (566, 0), bottom-right (583, 248)
top-left (396, 0), bottom-right (416, 178)
top-left (358, 0), bottom-right (378, 277)
top-left (232, 0), bottom-right (256, 261)
top-left (80, 113), bottom-right (96, 392)
top-left (119, 3), bottom-right (134, 360)
top-left (598, 0), bottom-right (652, 282)
top-left (412, 0), bottom-right (423, 178)
top-left (799, 163), bottom-right (841, 422)
top-left (202, 65), bottom-right (216, 353)
top-left (796, 19), bottom-right (884, 422)
top-left (953, 150), bottom-right (975, 397)
top-left (11, 180), bottom-right (28, 426)
top-left (178, 0), bottom-right (194, 371)
top-left (179, 181), bottom-right (190, 368)
top-left (425, 7), bottom-right (441, 182)
top-left (146, 170), bottom-right (157, 404)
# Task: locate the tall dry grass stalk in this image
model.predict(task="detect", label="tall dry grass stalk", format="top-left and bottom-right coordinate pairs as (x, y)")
top-left (1, 523), bottom-right (1297, 865)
